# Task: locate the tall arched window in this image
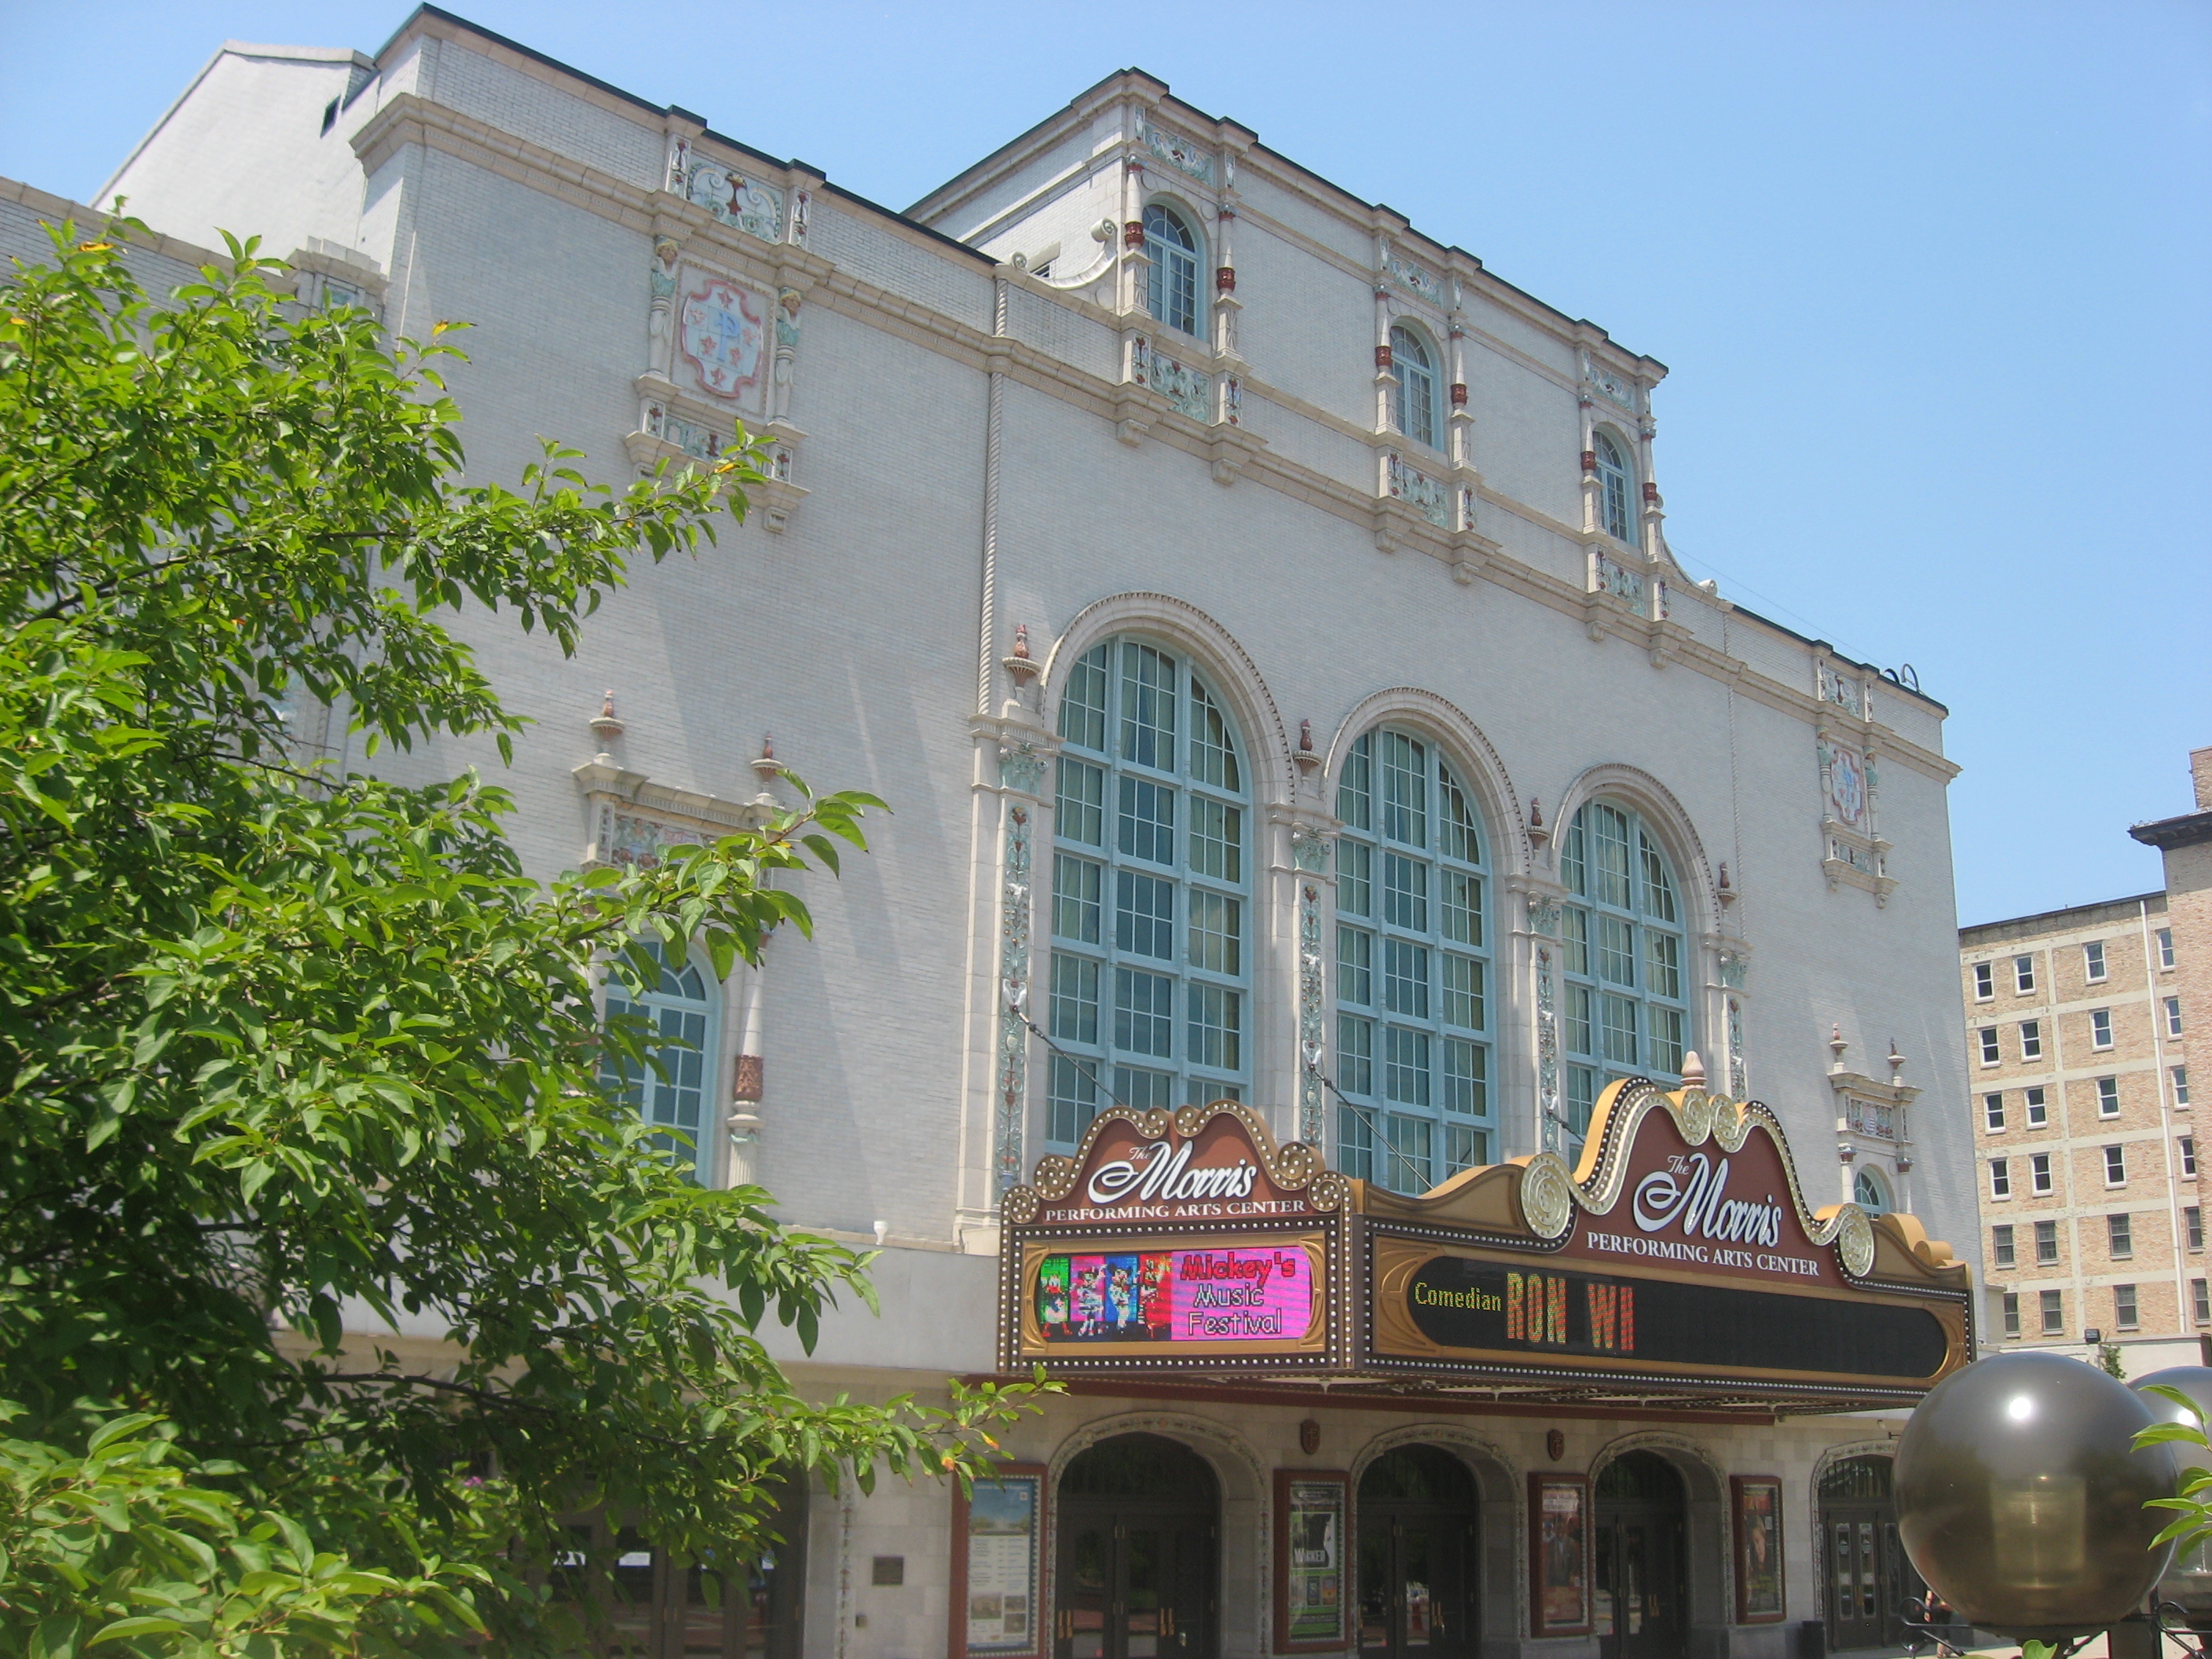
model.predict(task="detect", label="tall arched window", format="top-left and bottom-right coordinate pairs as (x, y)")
top-left (1144, 203), bottom-right (1200, 336)
top-left (1334, 729), bottom-right (1493, 1194)
top-left (600, 940), bottom-right (720, 1184)
top-left (1559, 800), bottom-right (1690, 1145)
top-left (1390, 324), bottom-right (1437, 449)
top-left (1595, 430), bottom-right (1634, 544)
top-left (1854, 1167), bottom-right (1892, 1214)
top-left (1046, 638), bottom-right (1249, 1148)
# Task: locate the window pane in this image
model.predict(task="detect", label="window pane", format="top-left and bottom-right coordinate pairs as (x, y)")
top-left (1645, 931), bottom-right (1681, 1001)
top-left (1115, 869), bottom-right (1175, 960)
top-left (1597, 914), bottom-right (1635, 986)
top-left (1639, 831), bottom-right (1678, 923)
top-left (1338, 925), bottom-right (1373, 1008)
top-left (1338, 734), bottom-right (1373, 831)
top-left (1115, 1065), bottom-right (1176, 1111)
top-left (1445, 1122), bottom-right (1489, 1176)
top-left (1119, 642), bottom-right (1177, 770)
top-left (1589, 804), bottom-right (1633, 908)
top-left (1188, 890), bottom-right (1241, 975)
top-left (1437, 764), bottom-right (1479, 864)
top-left (1056, 757), bottom-right (1105, 846)
top-left (1053, 855), bottom-right (1102, 942)
top-left (1562, 906), bottom-right (1589, 976)
top-left (1048, 1053), bottom-right (1098, 1145)
top-left (1441, 870), bottom-right (1482, 946)
top-left (1383, 852), bottom-right (1429, 931)
top-left (1057, 645), bottom-right (1108, 750)
top-left (1188, 676), bottom-right (1240, 791)
top-left (1188, 797), bottom-right (1242, 881)
top-left (1600, 994), bottom-right (1639, 1068)
top-left (1113, 967), bottom-right (1174, 1057)
top-left (1649, 1006), bottom-right (1685, 1076)
top-left (1379, 731), bottom-right (1429, 847)
top-left (1384, 938), bottom-right (1430, 1019)
top-left (1339, 1103), bottom-right (1374, 1181)
top-left (1441, 1037), bottom-right (1486, 1116)
top-left (1383, 1113), bottom-right (1433, 1195)
top-left (1117, 775), bottom-right (1176, 862)
top-left (1385, 1027), bottom-right (1431, 1108)
top-left (1566, 1065), bottom-right (1597, 1137)
top-left (1339, 840), bottom-right (1372, 917)
top-left (1187, 983), bottom-right (1241, 1071)
top-left (1339, 1013), bottom-right (1374, 1096)
top-left (1049, 953), bottom-right (1099, 1044)
top-left (1566, 984), bottom-right (1595, 1057)
top-left (1442, 954), bottom-right (1485, 1031)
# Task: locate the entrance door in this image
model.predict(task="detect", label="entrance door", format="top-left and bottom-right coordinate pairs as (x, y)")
top-left (1820, 1456), bottom-right (1920, 1650)
top-left (1594, 1452), bottom-right (1686, 1659)
top-left (1357, 1447), bottom-right (1478, 1659)
top-left (1055, 1435), bottom-right (1218, 1659)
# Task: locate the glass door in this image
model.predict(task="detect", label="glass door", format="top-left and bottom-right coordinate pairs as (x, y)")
top-left (1358, 1511), bottom-right (1471, 1659)
top-left (1056, 1514), bottom-right (1213, 1659)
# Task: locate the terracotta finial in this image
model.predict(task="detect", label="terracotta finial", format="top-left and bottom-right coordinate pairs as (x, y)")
top-left (1888, 1040), bottom-right (1906, 1079)
top-left (1298, 718), bottom-right (1313, 753)
top-left (1680, 1050), bottom-right (1707, 1089)
top-left (1529, 797), bottom-right (1544, 830)
top-left (588, 690), bottom-right (624, 745)
top-left (761, 732), bottom-right (775, 760)
top-left (1012, 624), bottom-right (1031, 661)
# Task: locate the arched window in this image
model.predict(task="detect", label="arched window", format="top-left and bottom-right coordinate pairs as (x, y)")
top-left (1335, 729), bottom-right (1493, 1194)
top-left (1559, 800), bottom-right (1690, 1146)
top-left (600, 940), bottom-right (720, 1183)
top-left (1144, 203), bottom-right (1200, 336)
top-left (1595, 430), bottom-right (1634, 544)
top-left (1390, 324), bottom-right (1437, 449)
top-left (1855, 1167), bottom-right (1892, 1214)
top-left (1046, 638), bottom-right (1249, 1148)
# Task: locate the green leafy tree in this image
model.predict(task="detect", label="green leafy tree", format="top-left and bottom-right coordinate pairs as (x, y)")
top-left (0, 222), bottom-right (1040, 1653)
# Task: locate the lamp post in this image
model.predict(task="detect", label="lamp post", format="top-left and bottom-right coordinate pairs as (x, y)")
top-left (1894, 1350), bottom-right (2176, 1644)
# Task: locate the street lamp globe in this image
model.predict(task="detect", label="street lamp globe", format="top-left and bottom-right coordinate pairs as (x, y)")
top-left (1895, 1350), bottom-right (2175, 1641)
top-left (2135, 1367), bottom-right (2212, 1629)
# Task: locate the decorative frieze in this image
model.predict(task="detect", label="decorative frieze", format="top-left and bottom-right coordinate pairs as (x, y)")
top-left (1298, 881), bottom-right (1325, 1143)
top-left (994, 800), bottom-right (1035, 1193)
top-left (679, 150), bottom-right (786, 242)
top-left (1131, 335), bottom-right (1213, 423)
top-left (1818, 663), bottom-right (1867, 717)
top-left (1141, 118), bottom-right (1214, 184)
top-left (1384, 453), bottom-right (1450, 529)
top-left (1591, 549), bottom-right (1646, 606)
top-left (594, 806), bottom-right (704, 870)
top-left (1844, 1095), bottom-right (1906, 1143)
top-left (642, 400), bottom-right (723, 460)
top-left (1581, 352), bottom-right (1637, 412)
top-left (1386, 252), bottom-right (1441, 303)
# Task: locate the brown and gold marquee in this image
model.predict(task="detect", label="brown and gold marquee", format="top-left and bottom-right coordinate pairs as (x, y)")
top-left (998, 1079), bottom-right (1972, 1415)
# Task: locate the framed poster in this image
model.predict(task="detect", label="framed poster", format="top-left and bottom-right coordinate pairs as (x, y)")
top-left (1528, 1474), bottom-right (1591, 1636)
top-left (1732, 1475), bottom-right (1786, 1624)
top-left (950, 1464), bottom-right (1046, 1659)
top-left (1273, 1470), bottom-right (1348, 1652)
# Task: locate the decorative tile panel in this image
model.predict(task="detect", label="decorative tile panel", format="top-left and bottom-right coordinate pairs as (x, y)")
top-left (1221, 375), bottom-right (1243, 427)
top-left (643, 401), bottom-right (723, 460)
top-left (683, 159), bottom-right (786, 242)
top-left (679, 276), bottom-right (768, 406)
top-left (1591, 551), bottom-right (1646, 606)
top-left (1584, 360), bottom-right (1636, 411)
top-left (1818, 664), bottom-right (1866, 716)
top-left (1386, 253), bottom-right (1442, 302)
top-left (594, 804), bottom-right (705, 870)
top-left (994, 803), bottom-right (1035, 1193)
top-left (1726, 996), bottom-right (1747, 1097)
top-left (1386, 453), bottom-right (1450, 529)
top-left (1844, 1096), bottom-right (1906, 1142)
top-left (1298, 881), bottom-right (1324, 1143)
top-left (1142, 120), bottom-right (1214, 184)
top-left (1818, 738), bottom-right (1870, 830)
top-left (1131, 336), bottom-right (1213, 423)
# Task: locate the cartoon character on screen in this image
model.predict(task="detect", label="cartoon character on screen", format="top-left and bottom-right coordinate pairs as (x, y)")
top-left (1036, 1258), bottom-right (1071, 1339)
top-left (1110, 1261), bottom-right (1145, 1332)
top-left (1071, 1261), bottom-right (1106, 1336)
top-left (1140, 1254), bottom-right (1174, 1339)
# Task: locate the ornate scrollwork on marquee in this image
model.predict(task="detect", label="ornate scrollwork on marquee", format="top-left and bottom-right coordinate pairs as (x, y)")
top-left (1012, 1101), bottom-right (1347, 1218)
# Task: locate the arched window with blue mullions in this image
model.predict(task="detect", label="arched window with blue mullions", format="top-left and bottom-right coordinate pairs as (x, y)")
top-left (1558, 801), bottom-right (1690, 1150)
top-left (599, 941), bottom-right (721, 1183)
top-left (1595, 430), bottom-right (1635, 544)
top-left (1855, 1167), bottom-right (1892, 1215)
top-left (1144, 203), bottom-right (1201, 336)
top-left (1046, 639), bottom-right (1249, 1149)
top-left (1390, 324), bottom-right (1437, 449)
top-left (1334, 729), bottom-right (1494, 1195)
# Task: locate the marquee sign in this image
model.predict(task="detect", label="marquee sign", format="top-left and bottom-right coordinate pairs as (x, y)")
top-left (997, 1085), bottom-right (1972, 1406)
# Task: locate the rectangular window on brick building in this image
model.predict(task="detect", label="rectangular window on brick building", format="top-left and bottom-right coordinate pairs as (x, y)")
top-left (1993, 1223), bottom-right (2016, 1268)
top-left (2105, 1144), bottom-right (2127, 1185)
top-left (1985, 1092), bottom-right (2005, 1131)
top-left (2180, 1068), bottom-right (2193, 1109)
top-left (1990, 1159), bottom-right (2011, 1199)
top-left (2099, 1077), bottom-right (2121, 1117)
top-left (2027, 1086), bottom-right (2049, 1126)
top-left (2021, 1020), bottom-right (2043, 1060)
top-left (2109, 1213), bottom-right (2133, 1258)
top-left (2159, 928), bottom-right (2176, 971)
top-left (2083, 941), bottom-right (2107, 983)
top-left (2192, 1206), bottom-right (2205, 1252)
top-left (1979, 1027), bottom-right (2001, 1066)
top-left (2041, 1287), bottom-right (2065, 1335)
top-left (1974, 961), bottom-right (1994, 1000)
top-left (2004, 1291), bottom-right (2022, 1338)
top-left (2196, 1280), bottom-right (2210, 1327)
top-left (2092, 1009), bottom-right (2114, 1049)
top-left (2034, 1152), bottom-right (2056, 1194)
top-left (2035, 1219), bottom-right (2059, 1265)
top-left (2185, 1137), bottom-right (2198, 1179)
top-left (2115, 1284), bottom-right (2139, 1330)
top-left (2170, 998), bottom-right (2185, 1039)
top-left (2017, 954), bottom-right (2038, 993)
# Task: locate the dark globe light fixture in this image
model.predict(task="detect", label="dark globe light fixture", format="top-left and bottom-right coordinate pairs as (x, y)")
top-left (1895, 1350), bottom-right (2176, 1642)
top-left (2135, 1368), bottom-right (2212, 1628)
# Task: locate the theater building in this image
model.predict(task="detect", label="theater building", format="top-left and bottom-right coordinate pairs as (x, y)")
top-left (9, 9), bottom-right (1985, 1657)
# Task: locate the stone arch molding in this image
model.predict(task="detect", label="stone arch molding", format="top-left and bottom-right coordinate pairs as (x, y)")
top-left (1552, 762), bottom-right (1719, 935)
top-left (1323, 687), bottom-right (1530, 874)
top-left (1807, 1439), bottom-right (1899, 1619)
top-left (1040, 593), bottom-right (1294, 805)
top-left (1349, 1419), bottom-right (1520, 1505)
top-left (1589, 1429), bottom-right (1734, 1632)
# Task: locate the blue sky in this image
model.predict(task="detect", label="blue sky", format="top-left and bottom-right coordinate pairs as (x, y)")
top-left (5, 1), bottom-right (2206, 927)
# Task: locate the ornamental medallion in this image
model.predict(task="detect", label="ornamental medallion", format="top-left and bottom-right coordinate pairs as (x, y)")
top-left (679, 277), bottom-right (765, 404)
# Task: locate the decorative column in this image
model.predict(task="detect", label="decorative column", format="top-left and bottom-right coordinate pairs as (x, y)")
top-left (1372, 265), bottom-right (1397, 433)
top-left (726, 950), bottom-right (766, 1188)
top-left (1637, 412), bottom-right (1664, 561)
top-left (1507, 877), bottom-right (1569, 1159)
top-left (1577, 384), bottom-right (1599, 535)
top-left (1446, 300), bottom-right (1472, 471)
top-left (990, 730), bottom-right (1053, 1193)
top-left (1119, 122), bottom-right (1149, 320)
top-left (1214, 196), bottom-right (1242, 360)
top-left (646, 235), bottom-right (679, 381)
top-left (768, 287), bottom-right (801, 423)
